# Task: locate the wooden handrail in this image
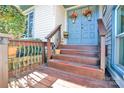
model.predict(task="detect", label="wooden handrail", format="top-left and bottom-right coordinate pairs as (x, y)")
top-left (45, 24), bottom-right (62, 39)
top-left (97, 19), bottom-right (106, 73)
top-left (46, 24), bottom-right (62, 59)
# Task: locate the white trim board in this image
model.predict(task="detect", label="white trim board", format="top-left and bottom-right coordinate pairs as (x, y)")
top-left (23, 6), bottom-right (35, 15)
top-left (107, 66), bottom-right (124, 88)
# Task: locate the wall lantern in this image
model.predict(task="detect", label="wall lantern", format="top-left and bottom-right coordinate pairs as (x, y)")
top-left (70, 11), bottom-right (78, 23)
top-left (82, 6), bottom-right (92, 21)
top-left (63, 31), bottom-right (69, 38)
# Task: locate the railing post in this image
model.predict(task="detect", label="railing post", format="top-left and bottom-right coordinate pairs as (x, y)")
top-left (0, 33), bottom-right (10, 88)
top-left (100, 36), bottom-right (106, 73)
top-left (47, 39), bottom-right (52, 59)
top-left (59, 26), bottom-right (61, 45)
top-left (97, 19), bottom-right (106, 74)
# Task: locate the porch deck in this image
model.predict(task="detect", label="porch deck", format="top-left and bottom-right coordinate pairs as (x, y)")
top-left (8, 65), bottom-right (118, 88)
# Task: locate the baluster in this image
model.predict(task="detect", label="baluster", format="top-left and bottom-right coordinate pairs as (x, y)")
top-left (31, 42), bottom-right (34, 69)
top-left (47, 39), bottom-right (52, 59)
top-left (27, 42), bottom-right (30, 71)
top-left (12, 41), bottom-right (16, 76)
top-left (38, 43), bottom-right (41, 65)
top-left (37, 43), bottom-right (40, 65)
top-left (34, 42), bottom-right (37, 68)
top-left (42, 42), bottom-right (45, 64)
top-left (36, 43), bottom-right (39, 66)
top-left (22, 41), bottom-right (26, 73)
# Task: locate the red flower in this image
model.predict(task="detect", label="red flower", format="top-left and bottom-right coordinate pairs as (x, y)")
top-left (83, 9), bottom-right (92, 16)
top-left (71, 11), bottom-right (78, 18)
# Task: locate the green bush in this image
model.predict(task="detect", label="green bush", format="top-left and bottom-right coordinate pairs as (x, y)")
top-left (0, 5), bottom-right (26, 38)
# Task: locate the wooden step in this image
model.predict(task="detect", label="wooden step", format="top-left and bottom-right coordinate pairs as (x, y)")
top-left (49, 59), bottom-right (99, 69)
top-left (48, 60), bottom-right (104, 80)
top-left (59, 45), bottom-right (98, 51)
top-left (60, 49), bottom-right (99, 57)
top-left (52, 54), bottom-right (99, 65)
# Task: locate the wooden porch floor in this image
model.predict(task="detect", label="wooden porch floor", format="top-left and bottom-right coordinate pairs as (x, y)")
top-left (8, 65), bottom-right (118, 88)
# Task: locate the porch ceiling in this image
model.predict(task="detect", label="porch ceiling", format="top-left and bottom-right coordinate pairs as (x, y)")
top-left (19, 5), bottom-right (76, 11)
top-left (63, 5), bottom-right (75, 8)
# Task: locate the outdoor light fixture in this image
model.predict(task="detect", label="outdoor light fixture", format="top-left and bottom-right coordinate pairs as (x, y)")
top-left (70, 11), bottom-right (78, 23)
top-left (82, 6), bottom-right (92, 21)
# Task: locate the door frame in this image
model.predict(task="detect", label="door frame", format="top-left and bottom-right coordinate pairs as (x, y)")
top-left (65, 5), bottom-right (100, 45)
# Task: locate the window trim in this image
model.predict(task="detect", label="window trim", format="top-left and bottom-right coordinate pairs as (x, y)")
top-left (113, 5), bottom-right (124, 79)
top-left (26, 10), bottom-right (34, 38)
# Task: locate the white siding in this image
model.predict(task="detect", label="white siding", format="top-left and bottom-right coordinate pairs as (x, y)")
top-left (55, 5), bottom-right (66, 44)
top-left (28, 5), bottom-right (66, 42)
top-left (33, 5), bottom-right (56, 41)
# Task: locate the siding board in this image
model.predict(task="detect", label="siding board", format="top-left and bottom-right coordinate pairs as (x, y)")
top-left (103, 6), bottom-right (113, 69)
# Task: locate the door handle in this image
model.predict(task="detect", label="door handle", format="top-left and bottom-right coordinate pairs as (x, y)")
top-left (81, 24), bottom-right (83, 29)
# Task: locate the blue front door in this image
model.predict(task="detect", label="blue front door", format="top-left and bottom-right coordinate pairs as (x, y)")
top-left (67, 6), bottom-right (98, 45)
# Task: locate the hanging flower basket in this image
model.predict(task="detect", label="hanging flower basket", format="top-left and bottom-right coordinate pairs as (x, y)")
top-left (70, 11), bottom-right (78, 23)
top-left (70, 11), bottom-right (78, 18)
top-left (82, 9), bottom-right (92, 17)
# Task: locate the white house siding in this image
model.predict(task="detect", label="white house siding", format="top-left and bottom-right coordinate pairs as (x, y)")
top-left (33, 5), bottom-right (56, 41)
top-left (55, 5), bottom-right (66, 44)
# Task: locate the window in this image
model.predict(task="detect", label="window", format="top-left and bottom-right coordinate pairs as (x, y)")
top-left (24, 11), bottom-right (34, 38)
top-left (116, 6), bottom-right (124, 67)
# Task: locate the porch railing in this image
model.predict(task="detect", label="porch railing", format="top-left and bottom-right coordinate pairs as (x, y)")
top-left (8, 39), bottom-right (46, 77)
top-left (97, 19), bottom-right (106, 73)
top-left (45, 24), bottom-right (62, 59)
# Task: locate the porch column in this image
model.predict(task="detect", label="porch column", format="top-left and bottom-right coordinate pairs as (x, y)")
top-left (0, 33), bottom-right (11, 88)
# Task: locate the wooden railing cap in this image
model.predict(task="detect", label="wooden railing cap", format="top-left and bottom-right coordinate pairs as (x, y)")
top-left (45, 24), bottom-right (62, 39)
top-left (0, 33), bottom-right (14, 38)
top-left (97, 19), bottom-right (107, 36)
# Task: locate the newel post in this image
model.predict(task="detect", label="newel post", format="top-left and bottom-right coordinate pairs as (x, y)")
top-left (100, 35), bottom-right (106, 73)
top-left (0, 33), bottom-right (11, 88)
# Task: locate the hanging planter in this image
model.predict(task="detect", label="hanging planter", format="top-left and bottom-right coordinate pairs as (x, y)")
top-left (70, 11), bottom-right (78, 23)
top-left (82, 6), bottom-right (92, 21)
top-left (83, 9), bottom-right (92, 16)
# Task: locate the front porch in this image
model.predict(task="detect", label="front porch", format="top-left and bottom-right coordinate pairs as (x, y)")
top-left (8, 66), bottom-right (118, 88)
top-left (0, 18), bottom-right (117, 88)
top-left (0, 5), bottom-right (121, 88)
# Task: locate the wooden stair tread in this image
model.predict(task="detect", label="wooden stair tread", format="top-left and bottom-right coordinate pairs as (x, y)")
top-left (60, 49), bottom-right (99, 57)
top-left (53, 54), bottom-right (99, 60)
top-left (48, 60), bottom-right (104, 80)
top-left (49, 59), bottom-right (99, 69)
top-left (59, 45), bottom-right (98, 50)
top-left (60, 49), bottom-right (99, 53)
top-left (52, 54), bottom-right (99, 65)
